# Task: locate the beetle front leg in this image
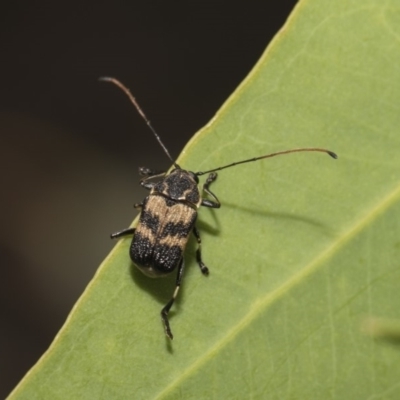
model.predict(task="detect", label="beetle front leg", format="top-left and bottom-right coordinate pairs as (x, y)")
top-left (161, 258), bottom-right (185, 340)
top-left (138, 167), bottom-right (166, 177)
top-left (110, 227), bottom-right (135, 239)
top-left (201, 172), bottom-right (221, 208)
top-left (192, 226), bottom-right (209, 275)
top-left (139, 167), bottom-right (167, 191)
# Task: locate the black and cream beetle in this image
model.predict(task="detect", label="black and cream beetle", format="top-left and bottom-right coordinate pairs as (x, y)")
top-left (102, 77), bottom-right (337, 340)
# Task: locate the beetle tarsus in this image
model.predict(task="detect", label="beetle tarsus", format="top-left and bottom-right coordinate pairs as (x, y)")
top-left (161, 305), bottom-right (174, 340)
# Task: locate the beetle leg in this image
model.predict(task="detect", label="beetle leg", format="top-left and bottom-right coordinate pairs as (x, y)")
top-left (201, 172), bottom-right (221, 208)
top-left (134, 202), bottom-right (143, 209)
top-left (161, 258), bottom-right (185, 340)
top-left (110, 227), bottom-right (135, 239)
top-left (139, 168), bottom-right (167, 191)
top-left (140, 180), bottom-right (156, 190)
top-left (138, 167), bottom-right (166, 177)
top-left (192, 226), bottom-right (209, 275)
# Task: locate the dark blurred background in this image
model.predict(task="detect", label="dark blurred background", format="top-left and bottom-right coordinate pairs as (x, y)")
top-left (0, 1), bottom-right (297, 396)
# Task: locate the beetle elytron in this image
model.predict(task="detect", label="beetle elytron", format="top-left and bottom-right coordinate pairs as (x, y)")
top-left (102, 77), bottom-right (337, 339)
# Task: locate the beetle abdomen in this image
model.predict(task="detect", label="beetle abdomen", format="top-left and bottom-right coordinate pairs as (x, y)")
top-left (130, 194), bottom-right (197, 276)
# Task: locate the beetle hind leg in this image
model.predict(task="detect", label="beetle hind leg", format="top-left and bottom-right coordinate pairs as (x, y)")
top-left (161, 258), bottom-right (185, 340)
top-left (192, 226), bottom-right (209, 275)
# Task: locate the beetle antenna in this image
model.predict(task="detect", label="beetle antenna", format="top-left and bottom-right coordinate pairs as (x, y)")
top-left (100, 77), bottom-right (179, 168)
top-left (196, 147), bottom-right (337, 176)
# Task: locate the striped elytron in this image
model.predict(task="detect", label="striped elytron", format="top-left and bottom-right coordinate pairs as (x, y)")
top-left (102, 77), bottom-right (337, 340)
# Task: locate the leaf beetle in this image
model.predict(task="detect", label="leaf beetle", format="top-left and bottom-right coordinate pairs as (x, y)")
top-left (102, 77), bottom-right (337, 339)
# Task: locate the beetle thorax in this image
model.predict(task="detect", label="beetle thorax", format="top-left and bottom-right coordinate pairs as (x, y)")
top-left (151, 169), bottom-right (201, 206)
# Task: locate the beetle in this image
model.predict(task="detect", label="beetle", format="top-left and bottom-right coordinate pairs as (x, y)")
top-left (102, 77), bottom-right (337, 339)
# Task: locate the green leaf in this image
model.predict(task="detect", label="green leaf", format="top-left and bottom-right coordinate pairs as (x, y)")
top-left (9, 0), bottom-right (400, 398)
